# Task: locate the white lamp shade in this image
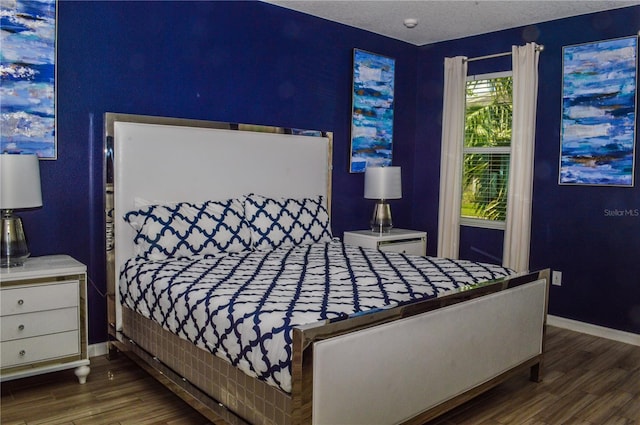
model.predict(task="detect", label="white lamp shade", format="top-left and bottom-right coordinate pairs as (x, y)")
top-left (0, 154), bottom-right (43, 209)
top-left (364, 166), bottom-right (402, 200)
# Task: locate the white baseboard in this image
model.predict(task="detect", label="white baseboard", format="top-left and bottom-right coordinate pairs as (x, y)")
top-left (547, 315), bottom-right (640, 347)
top-left (88, 342), bottom-right (109, 358)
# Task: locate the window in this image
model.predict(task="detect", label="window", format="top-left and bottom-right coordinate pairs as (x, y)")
top-left (461, 71), bottom-right (512, 230)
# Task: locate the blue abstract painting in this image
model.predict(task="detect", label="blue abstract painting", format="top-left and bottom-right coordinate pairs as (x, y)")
top-left (0, 0), bottom-right (57, 159)
top-left (350, 49), bottom-right (395, 173)
top-left (560, 36), bottom-right (637, 186)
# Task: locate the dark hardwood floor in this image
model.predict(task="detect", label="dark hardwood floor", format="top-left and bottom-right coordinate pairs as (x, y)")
top-left (1, 326), bottom-right (638, 425)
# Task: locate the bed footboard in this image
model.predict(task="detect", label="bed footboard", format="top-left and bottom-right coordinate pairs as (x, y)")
top-left (291, 269), bottom-right (549, 425)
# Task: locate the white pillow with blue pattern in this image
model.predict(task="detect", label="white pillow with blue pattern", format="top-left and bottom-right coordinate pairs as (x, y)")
top-left (244, 194), bottom-right (332, 251)
top-left (124, 198), bottom-right (251, 260)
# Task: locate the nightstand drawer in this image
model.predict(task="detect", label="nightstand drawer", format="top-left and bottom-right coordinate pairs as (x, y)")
top-left (379, 239), bottom-right (425, 256)
top-left (344, 229), bottom-right (427, 256)
top-left (0, 281), bottom-right (78, 315)
top-left (1, 307), bottom-right (79, 342)
top-left (1, 331), bottom-right (80, 368)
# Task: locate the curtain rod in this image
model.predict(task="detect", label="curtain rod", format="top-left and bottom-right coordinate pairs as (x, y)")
top-left (465, 45), bottom-right (545, 63)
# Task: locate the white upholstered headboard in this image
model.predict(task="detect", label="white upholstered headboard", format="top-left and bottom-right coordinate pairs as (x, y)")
top-left (105, 113), bottom-right (333, 332)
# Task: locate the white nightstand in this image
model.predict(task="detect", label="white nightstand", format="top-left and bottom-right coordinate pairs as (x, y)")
top-left (343, 229), bottom-right (427, 256)
top-left (0, 255), bottom-right (90, 384)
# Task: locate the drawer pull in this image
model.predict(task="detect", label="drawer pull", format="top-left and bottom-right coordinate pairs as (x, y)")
top-left (17, 299), bottom-right (24, 305)
top-left (18, 324), bottom-right (25, 331)
top-left (19, 350), bottom-right (26, 357)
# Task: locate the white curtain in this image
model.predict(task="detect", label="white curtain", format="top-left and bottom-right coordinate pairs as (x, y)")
top-left (503, 43), bottom-right (540, 272)
top-left (437, 56), bottom-right (467, 259)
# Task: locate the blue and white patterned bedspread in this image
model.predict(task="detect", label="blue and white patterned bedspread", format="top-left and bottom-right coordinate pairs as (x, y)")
top-left (120, 240), bottom-right (513, 393)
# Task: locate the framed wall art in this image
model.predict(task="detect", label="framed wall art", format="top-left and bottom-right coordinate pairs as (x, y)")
top-left (0, 0), bottom-right (57, 159)
top-left (349, 49), bottom-right (395, 173)
top-left (559, 36), bottom-right (637, 186)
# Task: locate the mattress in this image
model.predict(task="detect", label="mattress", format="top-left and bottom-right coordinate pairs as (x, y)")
top-left (120, 240), bottom-right (513, 393)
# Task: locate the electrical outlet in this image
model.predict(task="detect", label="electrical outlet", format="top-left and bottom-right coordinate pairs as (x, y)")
top-left (552, 270), bottom-right (562, 286)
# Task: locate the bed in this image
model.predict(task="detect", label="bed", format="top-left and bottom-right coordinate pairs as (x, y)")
top-left (104, 113), bottom-right (550, 425)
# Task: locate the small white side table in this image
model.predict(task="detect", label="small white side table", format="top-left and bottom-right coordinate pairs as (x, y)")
top-left (343, 229), bottom-right (427, 256)
top-left (0, 255), bottom-right (90, 384)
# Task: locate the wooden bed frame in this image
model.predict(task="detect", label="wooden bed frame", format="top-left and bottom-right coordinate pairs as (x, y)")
top-left (104, 113), bottom-right (550, 425)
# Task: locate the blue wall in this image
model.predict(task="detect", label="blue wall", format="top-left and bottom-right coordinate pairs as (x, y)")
top-left (414, 6), bottom-right (640, 334)
top-left (21, 1), bottom-right (639, 344)
top-left (25, 0), bottom-right (417, 344)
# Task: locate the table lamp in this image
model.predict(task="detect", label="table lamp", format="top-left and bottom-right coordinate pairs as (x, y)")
top-left (1, 154), bottom-right (43, 267)
top-left (364, 166), bottom-right (402, 233)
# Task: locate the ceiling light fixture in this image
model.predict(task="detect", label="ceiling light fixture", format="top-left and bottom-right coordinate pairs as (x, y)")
top-left (403, 18), bottom-right (418, 29)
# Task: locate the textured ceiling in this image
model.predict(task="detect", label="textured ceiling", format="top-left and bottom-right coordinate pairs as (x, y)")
top-left (265, 0), bottom-right (640, 45)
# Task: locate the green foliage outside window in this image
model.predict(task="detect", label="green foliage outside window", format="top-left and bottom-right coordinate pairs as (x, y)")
top-left (462, 76), bottom-right (512, 222)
